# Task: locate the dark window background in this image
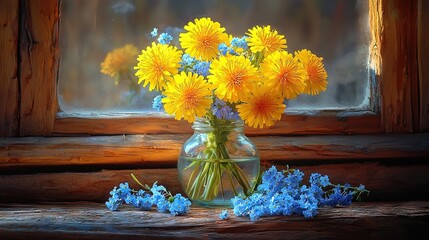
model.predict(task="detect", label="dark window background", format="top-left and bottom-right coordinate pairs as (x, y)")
top-left (58, 0), bottom-right (369, 113)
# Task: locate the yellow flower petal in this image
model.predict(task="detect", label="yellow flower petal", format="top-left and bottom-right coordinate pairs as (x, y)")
top-left (208, 55), bottom-right (259, 103)
top-left (246, 25), bottom-right (287, 56)
top-left (162, 72), bottom-right (212, 123)
top-left (134, 42), bottom-right (182, 91)
top-left (260, 51), bottom-right (306, 99)
top-left (237, 84), bottom-right (285, 128)
top-left (179, 17), bottom-right (229, 60)
top-left (295, 49), bottom-right (328, 95)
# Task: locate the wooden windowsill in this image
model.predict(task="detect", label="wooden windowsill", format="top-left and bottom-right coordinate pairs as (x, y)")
top-left (1, 133), bottom-right (429, 169)
top-left (0, 201), bottom-right (428, 239)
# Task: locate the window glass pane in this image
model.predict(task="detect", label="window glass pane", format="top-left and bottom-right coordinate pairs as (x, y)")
top-left (59, 0), bottom-right (370, 113)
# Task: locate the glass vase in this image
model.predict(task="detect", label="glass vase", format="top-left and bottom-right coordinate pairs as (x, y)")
top-left (178, 118), bottom-right (260, 207)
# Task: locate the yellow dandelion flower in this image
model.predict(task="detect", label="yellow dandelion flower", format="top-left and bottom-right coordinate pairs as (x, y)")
top-left (237, 84), bottom-right (286, 129)
top-left (134, 42), bottom-right (182, 91)
top-left (101, 44), bottom-right (138, 78)
top-left (260, 51), bottom-right (306, 99)
top-left (208, 55), bottom-right (259, 103)
top-left (179, 17), bottom-right (229, 60)
top-left (295, 49), bottom-right (328, 95)
top-left (162, 72), bottom-right (213, 123)
top-left (246, 25), bottom-right (287, 56)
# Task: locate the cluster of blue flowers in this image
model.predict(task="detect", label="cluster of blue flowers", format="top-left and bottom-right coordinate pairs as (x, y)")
top-left (231, 165), bottom-right (368, 221)
top-left (152, 94), bottom-right (165, 111)
top-left (150, 27), bottom-right (173, 45)
top-left (218, 37), bottom-right (249, 56)
top-left (106, 182), bottom-right (192, 216)
top-left (178, 53), bottom-right (211, 77)
top-left (211, 98), bottom-right (240, 120)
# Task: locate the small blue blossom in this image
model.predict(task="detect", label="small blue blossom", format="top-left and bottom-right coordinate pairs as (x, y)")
top-left (179, 54), bottom-right (196, 71)
top-left (181, 54), bottom-right (195, 66)
top-left (150, 182), bottom-right (167, 194)
top-left (320, 185), bottom-right (353, 207)
top-left (155, 197), bottom-right (171, 213)
top-left (192, 61), bottom-right (211, 77)
top-left (169, 193), bottom-right (192, 216)
top-left (211, 98), bottom-right (240, 120)
top-left (320, 175), bottom-right (330, 187)
top-left (158, 33), bottom-right (173, 44)
top-left (118, 182), bottom-right (131, 199)
top-left (151, 28), bottom-right (158, 37)
top-left (357, 184), bottom-right (366, 192)
top-left (134, 195), bottom-right (152, 210)
top-left (124, 194), bottom-right (136, 205)
top-left (230, 37), bottom-right (249, 50)
top-left (105, 195), bottom-right (122, 211)
top-left (152, 95), bottom-right (165, 111)
top-left (219, 209), bottom-right (229, 220)
top-left (218, 43), bottom-right (229, 55)
top-left (310, 173), bottom-right (331, 187)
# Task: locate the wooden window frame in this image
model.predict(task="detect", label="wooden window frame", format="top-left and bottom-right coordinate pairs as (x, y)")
top-left (0, 0), bottom-right (428, 159)
top-left (0, 0), bottom-right (418, 136)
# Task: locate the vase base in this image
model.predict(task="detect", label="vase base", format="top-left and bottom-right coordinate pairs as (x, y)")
top-left (191, 199), bottom-right (233, 208)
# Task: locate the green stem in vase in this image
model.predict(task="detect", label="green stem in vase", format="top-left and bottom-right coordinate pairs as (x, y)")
top-left (184, 116), bottom-right (255, 203)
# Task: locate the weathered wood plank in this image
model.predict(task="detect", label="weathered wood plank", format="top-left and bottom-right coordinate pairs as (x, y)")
top-left (0, 163), bottom-right (428, 203)
top-left (372, 0), bottom-right (418, 132)
top-left (419, 0), bottom-right (429, 131)
top-left (0, 202), bottom-right (428, 240)
top-left (19, 0), bottom-right (59, 136)
top-left (0, 134), bottom-right (428, 168)
top-left (53, 111), bottom-right (382, 135)
top-left (0, 0), bottom-right (19, 137)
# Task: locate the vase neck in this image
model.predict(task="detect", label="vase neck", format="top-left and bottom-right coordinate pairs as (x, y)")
top-left (192, 117), bottom-right (244, 132)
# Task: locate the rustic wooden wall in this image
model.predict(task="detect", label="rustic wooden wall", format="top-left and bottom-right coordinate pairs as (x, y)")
top-left (371, 0), bottom-right (419, 133)
top-left (19, 0), bottom-right (59, 136)
top-left (0, 0), bottom-right (19, 137)
top-left (419, 0), bottom-right (429, 131)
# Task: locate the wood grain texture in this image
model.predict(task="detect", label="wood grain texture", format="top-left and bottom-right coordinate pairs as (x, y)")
top-left (418, 0), bottom-right (429, 131)
top-left (371, 0), bottom-right (419, 133)
top-left (0, 0), bottom-right (19, 137)
top-left (0, 202), bottom-right (428, 240)
top-left (0, 163), bottom-right (428, 203)
top-left (53, 111), bottom-right (382, 135)
top-left (19, 0), bottom-right (59, 136)
top-left (1, 134), bottom-right (428, 168)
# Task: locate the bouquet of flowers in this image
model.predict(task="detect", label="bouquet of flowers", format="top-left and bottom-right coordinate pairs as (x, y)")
top-left (133, 17), bottom-right (328, 206)
top-left (136, 18), bottom-right (327, 125)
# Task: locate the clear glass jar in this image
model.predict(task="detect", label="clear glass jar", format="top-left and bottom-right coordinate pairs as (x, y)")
top-left (178, 118), bottom-right (260, 207)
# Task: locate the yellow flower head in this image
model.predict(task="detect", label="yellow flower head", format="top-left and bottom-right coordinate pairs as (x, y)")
top-left (134, 42), bottom-right (182, 91)
top-left (246, 25), bottom-right (287, 56)
top-left (237, 84), bottom-right (286, 129)
top-left (295, 49), bottom-right (328, 95)
top-left (260, 51), bottom-right (306, 99)
top-left (179, 17), bottom-right (229, 60)
top-left (208, 55), bottom-right (259, 103)
top-left (162, 72), bottom-right (213, 123)
top-left (101, 44), bottom-right (138, 78)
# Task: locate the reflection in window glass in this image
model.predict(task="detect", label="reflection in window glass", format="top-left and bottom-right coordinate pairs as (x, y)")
top-left (59, 0), bottom-right (369, 113)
